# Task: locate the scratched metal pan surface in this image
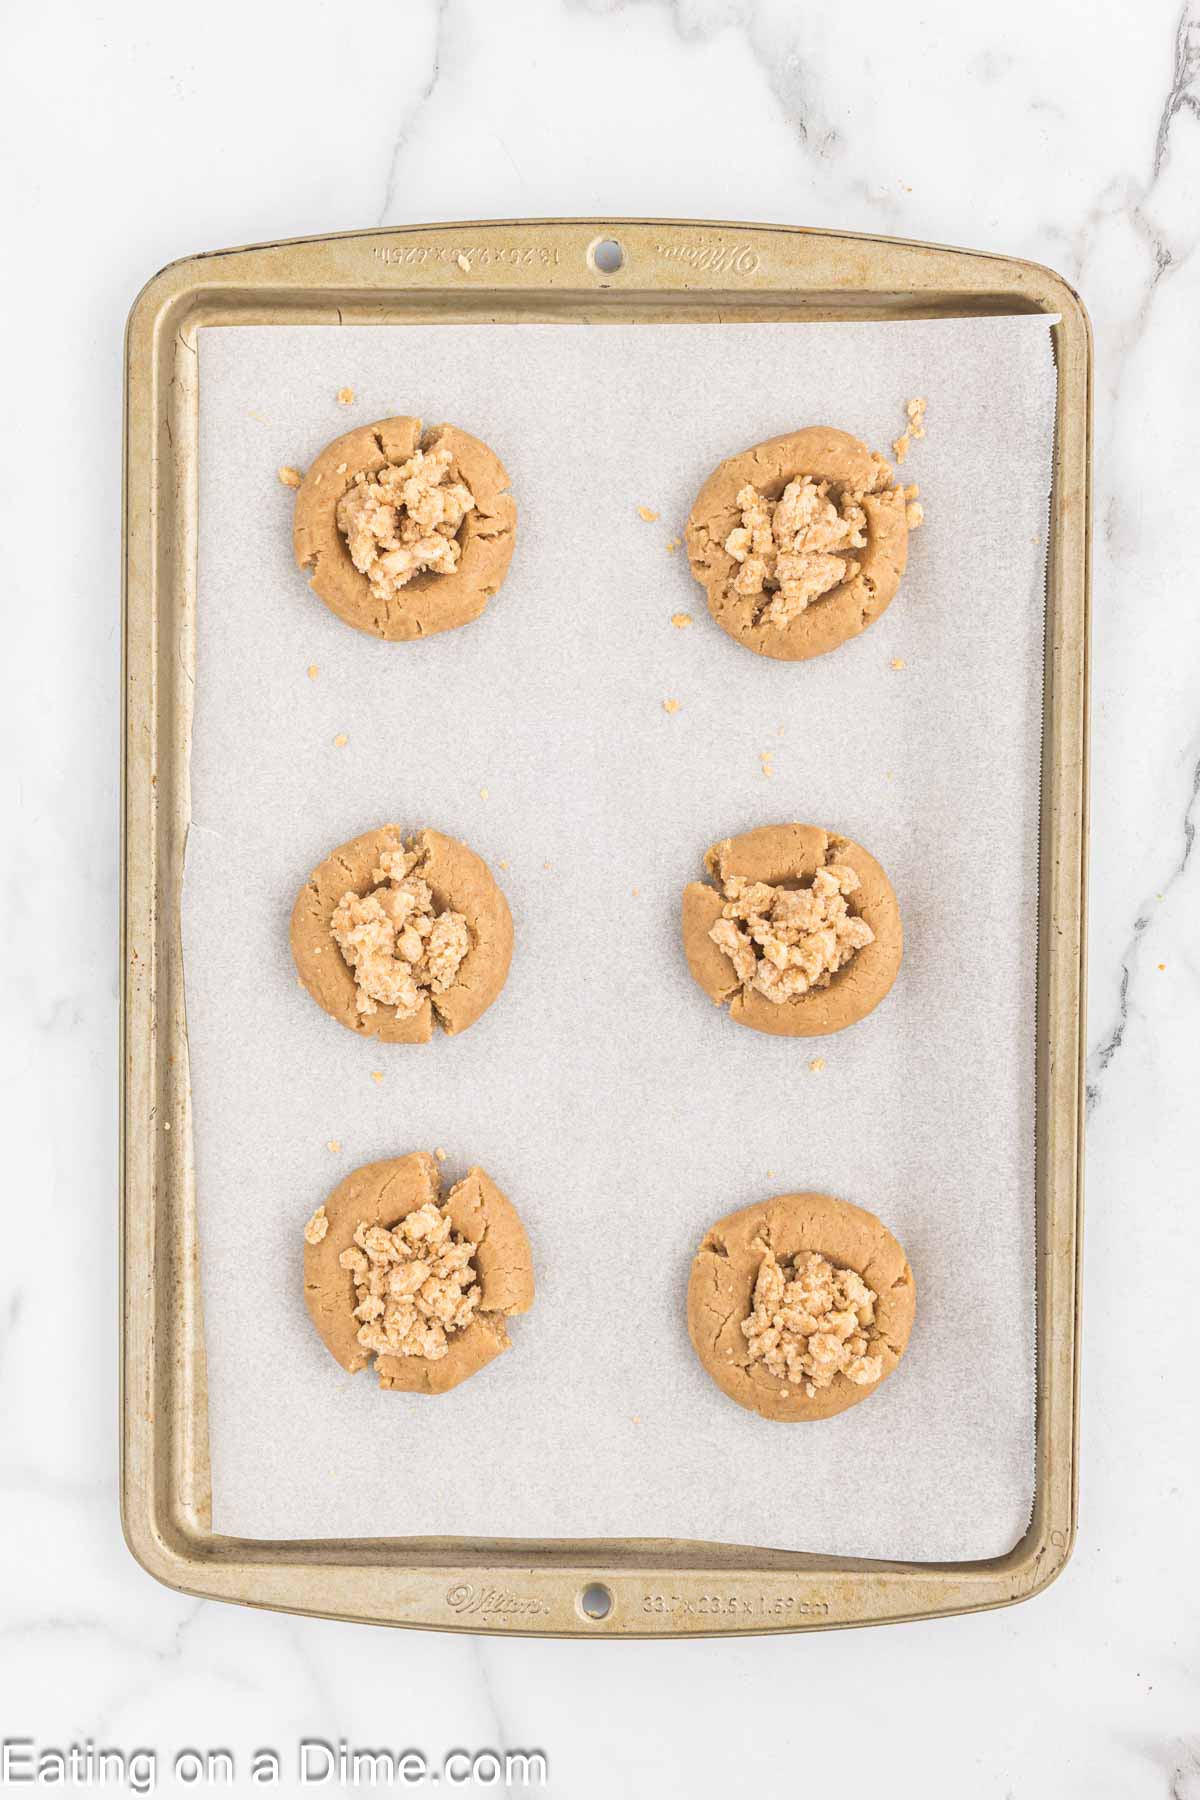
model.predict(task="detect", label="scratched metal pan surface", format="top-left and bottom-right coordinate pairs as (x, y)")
top-left (121, 220), bottom-right (1089, 1636)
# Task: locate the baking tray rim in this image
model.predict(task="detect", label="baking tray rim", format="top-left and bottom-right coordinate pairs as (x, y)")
top-left (121, 218), bottom-right (1090, 1637)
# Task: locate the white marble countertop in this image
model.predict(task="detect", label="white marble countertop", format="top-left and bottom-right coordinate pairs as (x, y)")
top-left (3, 1), bottom-right (1198, 1794)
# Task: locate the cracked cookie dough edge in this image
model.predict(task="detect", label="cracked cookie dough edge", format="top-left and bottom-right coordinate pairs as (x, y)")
top-left (289, 824), bottom-right (513, 1044)
top-left (684, 426), bottom-right (909, 662)
top-left (304, 1153), bottom-right (535, 1395)
top-left (292, 415), bottom-right (517, 641)
top-left (686, 1190), bottom-right (917, 1423)
top-left (680, 823), bottom-right (904, 1038)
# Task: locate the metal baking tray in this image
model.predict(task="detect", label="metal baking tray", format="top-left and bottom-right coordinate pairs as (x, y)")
top-left (121, 219), bottom-right (1089, 1635)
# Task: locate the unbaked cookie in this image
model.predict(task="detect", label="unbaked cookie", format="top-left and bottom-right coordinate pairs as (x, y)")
top-left (304, 1151), bottom-right (535, 1394)
top-left (293, 416), bottom-right (516, 640)
top-left (291, 825), bottom-right (513, 1043)
top-left (681, 823), bottom-right (902, 1037)
top-left (685, 426), bottom-right (909, 661)
top-left (688, 1191), bottom-right (916, 1422)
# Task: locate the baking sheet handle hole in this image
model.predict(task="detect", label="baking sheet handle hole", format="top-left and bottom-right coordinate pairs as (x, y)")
top-left (588, 237), bottom-right (624, 275)
top-left (578, 1582), bottom-right (614, 1621)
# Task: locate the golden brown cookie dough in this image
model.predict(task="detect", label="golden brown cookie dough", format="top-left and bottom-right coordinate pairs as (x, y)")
top-left (304, 1151), bottom-right (535, 1394)
top-left (681, 823), bottom-right (902, 1037)
top-left (291, 825), bottom-right (513, 1043)
top-left (685, 426), bottom-right (909, 661)
top-left (688, 1191), bottom-right (916, 1422)
top-left (292, 416), bottom-right (516, 640)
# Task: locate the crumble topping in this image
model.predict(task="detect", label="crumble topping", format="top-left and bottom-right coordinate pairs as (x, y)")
top-left (336, 443), bottom-right (476, 603)
top-left (708, 863), bottom-right (874, 1004)
top-left (742, 1247), bottom-right (883, 1392)
top-left (304, 1206), bottom-right (329, 1245)
top-left (330, 841), bottom-right (470, 1018)
top-left (338, 1200), bottom-right (480, 1362)
top-left (724, 477), bottom-right (869, 626)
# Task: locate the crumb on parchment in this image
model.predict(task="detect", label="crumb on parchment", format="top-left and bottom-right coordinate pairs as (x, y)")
top-left (435, 1147), bottom-right (448, 1162)
top-left (663, 698), bottom-right (681, 714)
top-left (637, 506), bottom-right (659, 522)
top-left (333, 733), bottom-right (348, 747)
top-left (330, 838), bottom-right (471, 1020)
top-left (708, 865), bottom-right (874, 1006)
top-left (370, 1070), bottom-right (384, 1084)
top-left (339, 1202), bottom-right (480, 1363)
top-left (891, 658), bottom-right (906, 671)
top-left (304, 1206), bottom-right (329, 1245)
top-left (326, 1139), bottom-right (342, 1153)
top-left (336, 443), bottom-right (475, 603)
top-left (892, 397), bottom-right (927, 464)
top-left (278, 466), bottom-right (303, 489)
top-left (810, 1057), bottom-right (826, 1073)
top-left (337, 387), bottom-right (355, 405)
top-left (666, 538), bottom-right (680, 554)
top-left (671, 612), bottom-right (693, 629)
top-left (307, 664), bottom-right (319, 679)
top-left (742, 1247), bottom-right (883, 1393)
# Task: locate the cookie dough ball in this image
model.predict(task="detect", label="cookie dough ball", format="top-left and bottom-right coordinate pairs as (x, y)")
top-left (685, 426), bottom-right (908, 661)
top-left (293, 416), bottom-right (516, 640)
top-left (688, 1191), bottom-right (915, 1422)
top-left (304, 1152), bottom-right (535, 1394)
top-left (681, 822), bottom-right (902, 1038)
top-left (291, 825), bottom-right (513, 1043)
